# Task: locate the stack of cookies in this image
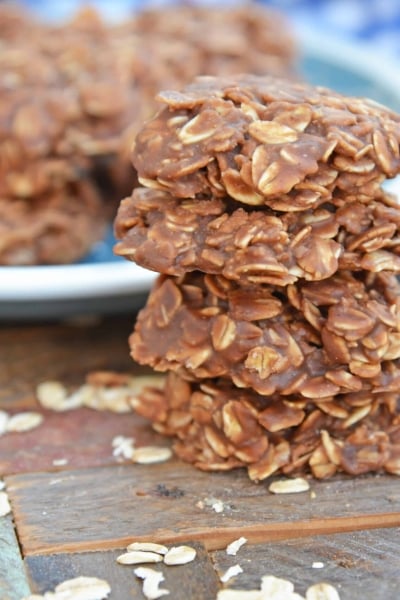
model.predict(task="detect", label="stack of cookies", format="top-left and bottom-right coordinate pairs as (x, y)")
top-left (0, 3), bottom-right (296, 265)
top-left (116, 74), bottom-right (400, 482)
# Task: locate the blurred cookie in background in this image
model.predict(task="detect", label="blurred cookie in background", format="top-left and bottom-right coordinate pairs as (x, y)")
top-left (0, 2), bottom-right (298, 265)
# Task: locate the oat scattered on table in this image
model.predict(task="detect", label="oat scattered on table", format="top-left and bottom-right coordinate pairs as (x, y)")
top-left (22, 575), bottom-right (111, 600)
top-left (203, 496), bottom-right (228, 513)
top-left (131, 446), bottom-right (172, 464)
top-left (134, 566), bottom-right (169, 599)
top-left (306, 582), bottom-right (341, 600)
top-left (0, 490), bottom-right (11, 517)
top-left (6, 411), bottom-right (43, 432)
top-left (54, 576), bottom-right (111, 600)
top-left (211, 499), bottom-right (225, 513)
top-left (216, 572), bottom-right (341, 600)
top-left (220, 564), bottom-right (243, 583)
top-left (117, 550), bottom-right (164, 565)
top-left (163, 545), bottom-right (196, 565)
top-left (261, 574), bottom-right (296, 596)
top-left (36, 380), bottom-right (72, 411)
top-left (36, 373), bottom-right (166, 415)
top-left (126, 542), bottom-right (169, 555)
top-left (80, 373), bottom-right (165, 413)
top-left (112, 435), bottom-right (135, 460)
top-left (268, 477), bottom-right (310, 494)
top-left (226, 536), bottom-right (248, 556)
top-left (0, 410), bottom-right (10, 435)
top-left (117, 542), bottom-right (196, 569)
top-left (52, 458), bottom-right (69, 467)
top-left (75, 384), bottom-right (132, 413)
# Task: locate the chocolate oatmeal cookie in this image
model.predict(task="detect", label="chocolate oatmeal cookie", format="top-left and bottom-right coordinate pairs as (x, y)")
top-left (115, 187), bottom-right (400, 284)
top-left (134, 372), bottom-right (400, 481)
top-left (130, 271), bottom-right (400, 397)
top-left (133, 74), bottom-right (400, 210)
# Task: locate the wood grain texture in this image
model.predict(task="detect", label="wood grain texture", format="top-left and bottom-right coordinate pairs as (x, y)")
top-left (6, 460), bottom-right (400, 555)
top-left (2, 315), bottom-right (400, 599)
top-left (0, 314), bottom-right (161, 478)
top-left (25, 543), bottom-right (219, 600)
top-left (211, 528), bottom-right (400, 600)
top-left (0, 515), bottom-right (31, 600)
top-left (0, 316), bottom-right (137, 411)
top-left (0, 407), bottom-right (168, 476)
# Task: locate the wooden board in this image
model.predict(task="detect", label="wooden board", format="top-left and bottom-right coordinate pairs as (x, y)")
top-left (25, 543), bottom-right (219, 600)
top-left (6, 461), bottom-right (400, 555)
top-left (0, 316), bottom-right (137, 411)
top-left (211, 528), bottom-right (400, 600)
top-left (1, 315), bottom-right (400, 599)
top-left (23, 528), bottom-right (400, 599)
top-left (0, 407), bottom-right (167, 476)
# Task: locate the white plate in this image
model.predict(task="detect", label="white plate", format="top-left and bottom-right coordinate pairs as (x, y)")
top-left (0, 229), bottom-right (156, 319)
top-left (2, 34), bottom-right (400, 319)
top-left (0, 264), bottom-right (156, 320)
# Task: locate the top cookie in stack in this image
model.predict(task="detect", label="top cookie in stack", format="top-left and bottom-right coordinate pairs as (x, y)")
top-left (116, 74), bottom-right (400, 281)
top-left (115, 74), bottom-right (400, 482)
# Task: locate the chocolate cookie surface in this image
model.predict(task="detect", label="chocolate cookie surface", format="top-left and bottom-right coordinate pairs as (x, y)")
top-left (115, 187), bottom-right (400, 284)
top-left (133, 74), bottom-right (400, 210)
top-left (134, 372), bottom-right (400, 481)
top-left (130, 271), bottom-right (400, 396)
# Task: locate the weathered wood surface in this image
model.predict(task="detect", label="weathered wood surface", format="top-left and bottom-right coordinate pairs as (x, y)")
top-left (21, 528), bottom-right (400, 600)
top-left (0, 315), bottom-right (159, 477)
top-left (0, 407), bottom-right (167, 476)
top-left (211, 528), bottom-right (400, 600)
top-left (0, 515), bottom-right (30, 600)
top-left (25, 543), bottom-right (219, 600)
top-left (0, 316), bottom-right (137, 411)
top-left (6, 462), bottom-right (400, 555)
top-left (1, 316), bottom-right (400, 599)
